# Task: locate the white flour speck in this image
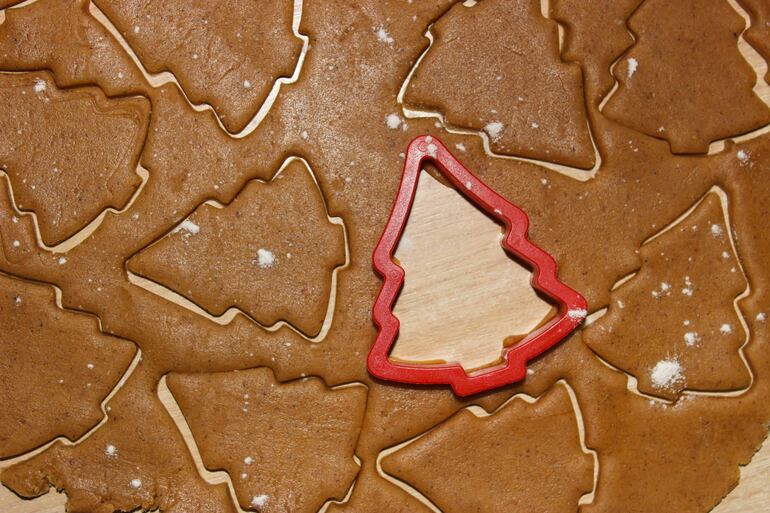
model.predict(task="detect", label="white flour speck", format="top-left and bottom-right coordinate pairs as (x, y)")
top-left (376, 26), bottom-right (394, 44)
top-left (720, 323), bottom-right (733, 334)
top-left (627, 57), bottom-right (638, 78)
top-left (455, 142), bottom-right (466, 152)
top-left (710, 224), bottom-right (723, 237)
top-left (682, 275), bottom-right (693, 295)
top-left (130, 478), bottom-right (142, 489)
top-left (485, 121), bottom-right (504, 142)
top-left (531, 122), bottom-right (540, 129)
top-left (243, 80), bottom-right (252, 89)
top-left (650, 359), bottom-right (684, 389)
top-left (683, 332), bottom-right (700, 346)
top-left (616, 299), bottom-right (625, 309)
top-left (385, 113), bottom-right (402, 130)
top-left (173, 219), bottom-right (200, 235)
top-left (133, 25), bottom-right (140, 34)
top-left (87, 363), bottom-right (94, 369)
top-left (105, 444), bottom-right (117, 457)
top-left (301, 130), bottom-right (308, 140)
top-left (757, 312), bottom-right (767, 322)
top-left (244, 456), bottom-right (254, 465)
top-left (568, 308), bottom-right (587, 319)
top-left (58, 256), bottom-right (67, 265)
top-left (737, 149), bottom-right (750, 164)
top-left (256, 249), bottom-right (275, 269)
top-left (251, 495), bottom-right (269, 508)
top-left (12, 240), bottom-right (20, 247)
top-left (465, 181), bottom-right (472, 190)
top-left (426, 143), bottom-right (438, 158)
top-left (33, 79), bottom-right (46, 93)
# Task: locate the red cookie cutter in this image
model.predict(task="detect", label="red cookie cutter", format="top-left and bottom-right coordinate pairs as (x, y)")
top-left (368, 135), bottom-right (587, 396)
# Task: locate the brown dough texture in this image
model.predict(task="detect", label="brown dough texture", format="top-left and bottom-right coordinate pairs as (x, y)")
top-left (2, 366), bottom-right (238, 513)
top-left (584, 193), bottom-right (750, 400)
top-left (0, 272), bottom-right (136, 458)
top-left (738, 0), bottom-right (770, 83)
top-left (92, 0), bottom-right (303, 133)
top-left (167, 368), bottom-right (367, 512)
top-left (1, 0), bottom-right (770, 512)
top-left (128, 160), bottom-right (345, 337)
top-left (405, 0), bottom-right (595, 169)
top-left (382, 384), bottom-right (594, 513)
top-left (0, 72), bottom-right (148, 245)
top-left (0, 0), bottom-right (146, 96)
top-left (603, 0), bottom-right (770, 153)
top-left (551, 0), bottom-right (643, 105)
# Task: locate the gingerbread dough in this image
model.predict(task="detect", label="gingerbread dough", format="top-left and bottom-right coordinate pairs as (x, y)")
top-left (738, 0), bottom-right (770, 83)
top-left (382, 385), bottom-right (593, 513)
top-left (128, 160), bottom-right (345, 337)
top-left (584, 193), bottom-right (750, 400)
top-left (404, 0), bottom-right (595, 169)
top-left (0, 72), bottom-right (148, 245)
top-left (0, 272), bottom-right (136, 458)
top-left (167, 368), bottom-right (366, 512)
top-left (92, 0), bottom-right (303, 133)
top-left (1, 0), bottom-right (770, 512)
top-left (0, 0), bottom-right (146, 96)
top-left (551, 0), bottom-right (643, 105)
top-left (603, 0), bottom-right (770, 153)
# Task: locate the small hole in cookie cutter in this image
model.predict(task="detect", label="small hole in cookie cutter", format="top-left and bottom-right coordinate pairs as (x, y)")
top-left (368, 135), bottom-right (587, 396)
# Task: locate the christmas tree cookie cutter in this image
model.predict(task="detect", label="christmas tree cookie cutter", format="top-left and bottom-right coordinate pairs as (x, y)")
top-left (368, 135), bottom-right (587, 396)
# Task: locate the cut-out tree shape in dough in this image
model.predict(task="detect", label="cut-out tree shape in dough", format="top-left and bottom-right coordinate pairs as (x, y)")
top-left (390, 171), bottom-right (554, 371)
top-left (167, 368), bottom-right (367, 513)
top-left (551, 0), bottom-right (644, 104)
top-left (0, 0), bottom-right (146, 96)
top-left (1, 369), bottom-right (238, 513)
top-left (0, 72), bottom-right (148, 246)
top-left (128, 160), bottom-right (345, 337)
top-left (584, 193), bottom-right (749, 401)
top-left (404, 0), bottom-right (595, 169)
top-left (603, 0), bottom-right (770, 154)
top-left (381, 385), bottom-right (594, 513)
top-left (0, 273), bottom-right (136, 458)
top-left (738, 0), bottom-right (770, 83)
top-left (92, 0), bottom-right (302, 133)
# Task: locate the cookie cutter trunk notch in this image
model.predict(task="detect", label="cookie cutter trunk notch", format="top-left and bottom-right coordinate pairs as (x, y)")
top-left (368, 135), bottom-right (587, 396)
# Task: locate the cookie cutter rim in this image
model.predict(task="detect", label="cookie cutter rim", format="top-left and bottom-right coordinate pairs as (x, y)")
top-left (368, 135), bottom-right (587, 396)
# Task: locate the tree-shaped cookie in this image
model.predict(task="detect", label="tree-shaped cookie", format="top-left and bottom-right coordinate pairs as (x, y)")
top-left (128, 160), bottom-right (345, 337)
top-left (381, 385), bottom-right (593, 513)
top-left (584, 193), bottom-right (749, 400)
top-left (167, 368), bottom-right (366, 513)
top-left (0, 72), bottom-right (148, 245)
top-left (604, 0), bottom-right (770, 153)
top-left (93, 0), bottom-right (302, 133)
top-left (0, 273), bottom-right (136, 458)
top-left (404, 0), bottom-right (595, 168)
